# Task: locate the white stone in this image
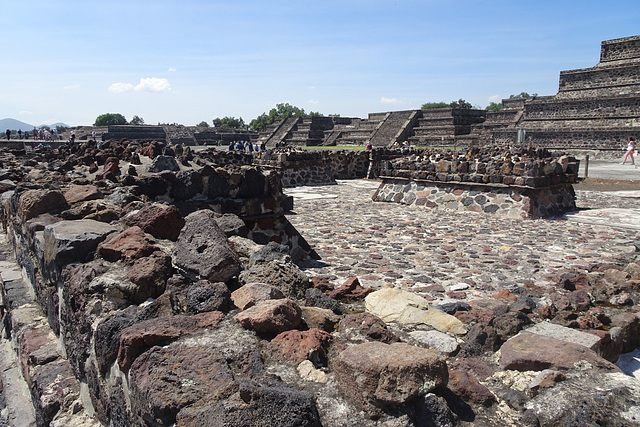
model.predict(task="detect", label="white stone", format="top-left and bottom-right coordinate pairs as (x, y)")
top-left (409, 330), bottom-right (459, 355)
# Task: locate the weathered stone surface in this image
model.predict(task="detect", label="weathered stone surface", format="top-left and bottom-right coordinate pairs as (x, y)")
top-left (499, 331), bottom-right (621, 372)
top-left (170, 169), bottom-right (203, 201)
top-left (248, 241), bottom-right (290, 266)
top-left (239, 259), bottom-right (310, 299)
top-left (332, 341), bottom-right (448, 415)
top-left (447, 369), bottom-right (496, 407)
top-left (268, 328), bottom-right (332, 364)
top-left (172, 209), bottom-right (241, 282)
top-left (148, 155), bottom-right (180, 172)
top-left (300, 306), bottom-right (340, 332)
top-left (328, 276), bottom-right (373, 301)
top-left (524, 372), bottom-right (640, 427)
top-left (186, 280), bottom-right (231, 313)
top-left (128, 340), bottom-right (235, 425)
top-left (304, 287), bottom-right (344, 314)
top-left (409, 330), bottom-right (460, 356)
top-left (18, 189), bottom-right (68, 220)
top-left (297, 360), bottom-right (328, 383)
top-left (235, 299), bottom-right (302, 335)
top-left (175, 381), bottom-right (322, 427)
top-left (118, 312), bottom-right (223, 371)
top-left (337, 312), bottom-right (399, 344)
top-left (215, 213), bottom-right (248, 237)
top-left (63, 185), bottom-right (103, 205)
top-left (94, 308), bottom-right (138, 374)
top-left (126, 250), bottom-right (173, 303)
top-left (524, 321), bottom-right (604, 355)
top-left (122, 203), bottom-right (185, 241)
top-left (96, 226), bottom-right (158, 262)
top-left (44, 219), bottom-right (118, 272)
top-left (230, 282), bottom-right (285, 310)
top-left (365, 288), bottom-right (466, 335)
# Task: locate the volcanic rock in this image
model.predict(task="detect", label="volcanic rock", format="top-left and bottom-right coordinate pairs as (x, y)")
top-left (172, 209), bottom-right (241, 282)
top-left (235, 299), bottom-right (302, 335)
top-left (332, 341), bottom-right (448, 415)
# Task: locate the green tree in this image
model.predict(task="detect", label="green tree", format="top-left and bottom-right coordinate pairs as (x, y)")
top-left (213, 116), bottom-right (246, 129)
top-left (421, 102), bottom-right (450, 110)
top-left (249, 103), bottom-right (307, 132)
top-left (486, 102), bottom-right (502, 112)
top-left (196, 121), bottom-right (209, 128)
top-left (449, 98), bottom-right (472, 109)
top-left (130, 115), bottom-right (145, 125)
top-left (94, 113), bottom-right (127, 126)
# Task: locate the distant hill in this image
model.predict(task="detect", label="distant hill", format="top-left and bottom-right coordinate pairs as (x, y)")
top-left (0, 118), bottom-right (71, 131)
top-left (0, 118), bottom-right (35, 131)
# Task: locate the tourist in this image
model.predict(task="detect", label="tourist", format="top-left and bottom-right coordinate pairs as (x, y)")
top-left (17, 129), bottom-right (22, 139)
top-left (621, 137), bottom-right (636, 165)
top-left (366, 142), bottom-right (372, 151)
top-left (228, 141), bottom-right (234, 151)
top-left (5, 129), bottom-right (10, 140)
top-left (70, 130), bottom-right (76, 144)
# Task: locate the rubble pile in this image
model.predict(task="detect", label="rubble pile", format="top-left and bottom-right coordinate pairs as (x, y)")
top-left (0, 140), bottom-right (637, 426)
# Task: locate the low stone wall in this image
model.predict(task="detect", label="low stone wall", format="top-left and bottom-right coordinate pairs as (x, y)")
top-left (372, 179), bottom-right (576, 219)
top-left (371, 148), bottom-right (580, 218)
top-left (255, 149), bottom-right (369, 187)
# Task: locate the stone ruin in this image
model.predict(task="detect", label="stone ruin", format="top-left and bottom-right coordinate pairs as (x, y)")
top-left (254, 35), bottom-right (640, 150)
top-left (372, 148), bottom-right (580, 219)
top-left (0, 136), bottom-right (638, 426)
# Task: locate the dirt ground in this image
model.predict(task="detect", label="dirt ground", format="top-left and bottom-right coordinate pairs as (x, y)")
top-left (574, 178), bottom-right (640, 192)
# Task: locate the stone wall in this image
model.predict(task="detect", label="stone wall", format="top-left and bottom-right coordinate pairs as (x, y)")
top-left (373, 179), bottom-right (576, 219)
top-left (255, 149), bottom-right (370, 186)
top-left (371, 148), bottom-right (579, 218)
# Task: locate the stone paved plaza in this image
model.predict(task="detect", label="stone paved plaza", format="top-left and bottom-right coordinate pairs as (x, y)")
top-left (290, 180), bottom-right (640, 303)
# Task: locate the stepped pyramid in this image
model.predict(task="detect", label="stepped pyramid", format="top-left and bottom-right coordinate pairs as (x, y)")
top-left (486, 35), bottom-right (640, 149)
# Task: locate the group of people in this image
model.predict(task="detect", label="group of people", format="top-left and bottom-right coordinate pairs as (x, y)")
top-left (228, 140), bottom-right (265, 152)
top-left (4, 128), bottom-right (61, 141)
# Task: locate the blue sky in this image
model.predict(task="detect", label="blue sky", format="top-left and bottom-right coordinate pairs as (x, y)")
top-left (2, 0), bottom-right (638, 127)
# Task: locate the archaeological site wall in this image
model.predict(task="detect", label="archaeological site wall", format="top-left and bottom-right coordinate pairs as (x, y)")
top-left (371, 149), bottom-right (580, 219)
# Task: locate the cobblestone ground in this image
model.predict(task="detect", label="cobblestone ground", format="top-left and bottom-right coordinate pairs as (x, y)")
top-left (289, 180), bottom-right (640, 302)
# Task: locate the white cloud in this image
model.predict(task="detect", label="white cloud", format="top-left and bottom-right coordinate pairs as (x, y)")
top-left (109, 82), bottom-right (135, 93)
top-left (19, 110), bottom-right (33, 116)
top-left (488, 94), bottom-right (501, 103)
top-left (108, 77), bottom-right (172, 94)
top-left (168, 67), bottom-right (177, 72)
top-left (135, 77), bottom-right (172, 92)
top-left (308, 99), bottom-right (320, 105)
top-left (381, 97), bottom-right (402, 105)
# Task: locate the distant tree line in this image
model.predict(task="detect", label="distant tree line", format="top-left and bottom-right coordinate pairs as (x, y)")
top-left (94, 113), bottom-right (144, 126)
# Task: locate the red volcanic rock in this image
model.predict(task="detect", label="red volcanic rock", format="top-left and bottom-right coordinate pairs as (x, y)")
top-left (332, 341), bottom-right (448, 415)
top-left (328, 277), bottom-right (373, 301)
top-left (126, 251), bottom-right (172, 303)
top-left (64, 185), bottom-right (103, 205)
top-left (122, 203), bottom-right (185, 241)
top-left (235, 299), bottom-right (302, 335)
top-left (499, 332), bottom-right (620, 372)
top-left (230, 282), bottom-right (285, 310)
top-left (97, 226), bottom-right (158, 262)
top-left (268, 328), bottom-right (332, 364)
top-left (448, 369), bottom-right (496, 406)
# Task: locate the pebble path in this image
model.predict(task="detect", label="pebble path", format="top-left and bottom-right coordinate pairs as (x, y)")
top-left (289, 180), bottom-right (640, 303)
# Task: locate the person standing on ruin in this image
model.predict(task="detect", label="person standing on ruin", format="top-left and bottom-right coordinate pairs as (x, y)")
top-left (621, 137), bottom-right (636, 165)
top-left (5, 129), bottom-right (10, 140)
